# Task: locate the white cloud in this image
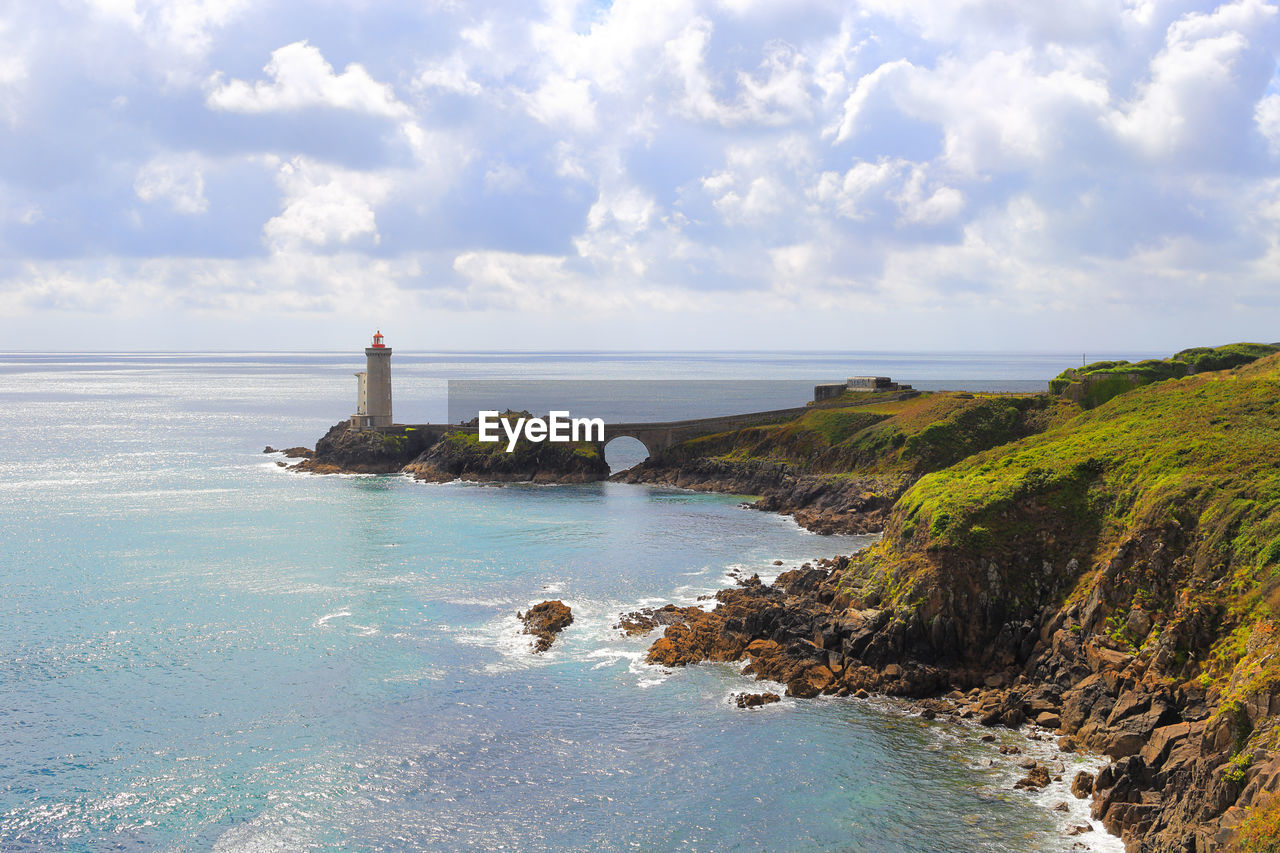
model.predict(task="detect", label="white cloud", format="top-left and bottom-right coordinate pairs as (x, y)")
top-left (1256, 93), bottom-right (1280, 153)
top-left (134, 153), bottom-right (208, 214)
top-left (416, 54), bottom-right (483, 96)
top-left (1111, 0), bottom-right (1278, 158)
top-left (892, 166), bottom-right (965, 225)
top-left (6, 0), bottom-right (1280, 349)
top-left (832, 51), bottom-right (1111, 175)
top-left (207, 41), bottom-right (409, 117)
top-left (522, 74), bottom-right (596, 132)
top-left (810, 158), bottom-right (903, 220)
top-left (263, 157), bottom-right (392, 250)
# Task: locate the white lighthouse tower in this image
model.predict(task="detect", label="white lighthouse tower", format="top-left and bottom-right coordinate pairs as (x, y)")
top-left (351, 330), bottom-right (393, 428)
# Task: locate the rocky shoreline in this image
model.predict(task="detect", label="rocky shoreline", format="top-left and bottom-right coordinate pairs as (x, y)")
top-left (619, 559), bottom-right (1280, 852)
top-left (611, 457), bottom-right (899, 534)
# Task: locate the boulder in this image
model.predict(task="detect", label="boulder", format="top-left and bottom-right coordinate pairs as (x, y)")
top-left (1072, 770), bottom-right (1095, 799)
top-left (1014, 764), bottom-right (1052, 790)
top-left (519, 600), bottom-right (574, 652)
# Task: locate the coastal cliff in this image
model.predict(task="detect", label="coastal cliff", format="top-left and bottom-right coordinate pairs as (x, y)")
top-left (284, 415), bottom-right (609, 484)
top-left (629, 347), bottom-right (1280, 852)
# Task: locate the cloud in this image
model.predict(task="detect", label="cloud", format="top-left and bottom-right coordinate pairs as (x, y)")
top-left (1111, 0), bottom-right (1279, 160)
top-left (134, 153), bottom-right (208, 214)
top-left (1255, 93), bottom-right (1280, 153)
top-left (3, 0), bottom-right (1280, 350)
top-left (207, 41), bottom-right (409, 117)
top-left (262, 157), bottom-right (392, 250)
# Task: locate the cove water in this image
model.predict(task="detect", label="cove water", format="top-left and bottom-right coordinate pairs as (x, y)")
top-left (0, 353), bottom-right (1138, 852)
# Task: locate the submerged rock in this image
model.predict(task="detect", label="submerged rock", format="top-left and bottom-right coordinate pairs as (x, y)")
top-left (519, 600), bottom-right (574, 653)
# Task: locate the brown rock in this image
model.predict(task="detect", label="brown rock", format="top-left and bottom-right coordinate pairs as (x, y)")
top-left (1072, 771), bottom-right (1095, 799)
top-left (735, 692), bottom-right (781, 709)
top-left (1015, 764), bottom-right (1052, 790)
top-left (1036, 711), bottom-right (1062, 729)
top-left (519, 600), bottom-right (574, 652)
top-left (615, 604), bottom-right (698, 636)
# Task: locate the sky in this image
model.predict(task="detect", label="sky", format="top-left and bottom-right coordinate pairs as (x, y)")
top-left (1, 0), bottom-right (1279, 351)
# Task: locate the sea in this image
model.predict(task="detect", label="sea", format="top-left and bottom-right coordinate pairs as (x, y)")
top-left (0, 352), bottom-right (1149, 853)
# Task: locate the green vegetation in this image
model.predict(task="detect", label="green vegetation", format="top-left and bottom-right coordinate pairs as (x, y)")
top-left (1233, 796), bottom-right (1280, 853)
top-left (659, 392), bottom-right (1074, 480)
top-left (1051, 343), bottom-right (1278, 408)
top-left (1225, 750), bottom-right (1253, 785)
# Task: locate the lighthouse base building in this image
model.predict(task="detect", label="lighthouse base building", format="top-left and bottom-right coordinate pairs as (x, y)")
top-left (351, 331), bottom-right (393, 428)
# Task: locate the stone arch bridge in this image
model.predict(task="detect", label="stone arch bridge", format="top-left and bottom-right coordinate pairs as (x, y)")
top-left (376, 406), bottom-right (810, 458)
top-left (376, 394), bottom-right (916, 459)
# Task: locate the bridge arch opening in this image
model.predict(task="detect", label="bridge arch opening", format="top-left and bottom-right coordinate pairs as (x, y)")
top-left (604, 436), bottom-right (650, 474)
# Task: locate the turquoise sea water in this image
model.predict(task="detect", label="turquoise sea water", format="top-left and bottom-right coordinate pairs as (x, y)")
top-left (0, 353), bottom-right (1133, 852)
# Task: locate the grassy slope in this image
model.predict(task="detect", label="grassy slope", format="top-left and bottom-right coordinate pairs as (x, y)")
top-left (858, 353), bottom-right (1280, 705)
top-left (657, 391), bottom-right (1074, 482)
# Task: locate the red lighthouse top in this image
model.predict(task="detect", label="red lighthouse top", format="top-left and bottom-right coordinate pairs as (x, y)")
top-left (371, 330), bottom-right (386, 348)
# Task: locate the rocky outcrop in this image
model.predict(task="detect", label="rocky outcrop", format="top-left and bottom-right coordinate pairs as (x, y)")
top-left (282, 420), bottom-right (609, 483)
top-left (613, 458), bottom-right (897, 534)
top-left (292, 420), bottom-right (423, 474)
top-left (735, 692), bottom-right (780, 708)
top-left (404, 433), bottom-right (608, 484)
top-left (519, 600), bottom-right (574, 652)
top-left (263, 446), bottom-right (313, 458)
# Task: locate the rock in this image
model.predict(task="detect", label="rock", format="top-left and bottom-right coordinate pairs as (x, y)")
top-left (773, 560), bottom-right (783, 565)
top-left (1053, 802), bottom-right (1070, 812)
top-left (1065, 824), bottom-right (1092, 836)
top-left (854, 689), bottom-right (870, 699)
top-left (519, 600), bottom-right (574, 652)
top-left (1072, 771), bottom-right (1095, 799)
top-left (1036, 712), bottom-right (1062, 729)
top-left (1014, 764), bottom-right (1051, 790)
top-left (1139, 721), bottom-right (1191, 767)
top-left (296, 420), bottom-right (424, 474)
top-left (1017, 756), bottom-right (1037, 769)
top-left (263, 446), bottom-right (276, 453)
top-left (405, 422), bottom-right (610, 484)
top-left (735, 692), bottom-right (781, 709)
top-left (1125, 608), bottom-right (1153, 641)
top-left (1102, 731), bottom-right (1147, 759)
top-left (615, 604), bottom-right (697, 636)
top-left (980, 733), bottom-right (996, 743)
top-left (280, 446), bottom-right (313, 458)
top-left (1058, 736), bottom-right (1077, 753)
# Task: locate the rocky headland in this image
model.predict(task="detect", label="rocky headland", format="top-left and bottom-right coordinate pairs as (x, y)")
top-left (621, 344), bottom-right (1280, 853)
top-left (278, 414), bottom-right (609, 484)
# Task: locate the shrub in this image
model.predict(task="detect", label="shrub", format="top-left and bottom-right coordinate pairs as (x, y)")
top-left (1233, 794), bottom-right (1280, 853)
